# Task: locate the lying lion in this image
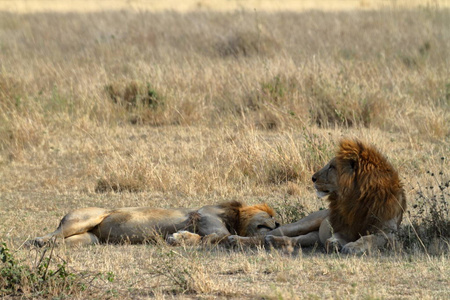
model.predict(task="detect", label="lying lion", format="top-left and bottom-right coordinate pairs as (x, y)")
top-left (29, 201), bottom-right (280, 247)
top-left (231, 139), bottom-right (407, 254)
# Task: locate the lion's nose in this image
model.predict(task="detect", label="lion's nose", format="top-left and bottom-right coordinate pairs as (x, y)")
top-left (312, 175), bottom-right (317, 183)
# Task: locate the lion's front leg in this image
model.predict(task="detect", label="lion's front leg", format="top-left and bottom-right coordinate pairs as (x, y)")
top-left (264, 235), bottom-right (296, 249)
top-left (341, 233), bottom-right (395, 255)
top-left (201, 232), bottom-right (230, 245)
top-left (264, 231), bottom-right (320, 250)
top-left (227, 235), bottom-right (265, 248)
top-left (167, 231), bottom-right (202, 246)
top-left (167, 231), bottom-right (230, 246)
top-left (318, 216), bottom-right (349, 253)
top-left (341, 239), bottom-right (368, 255)
top-left (267, 209), bottom-right (329, 237)
top-left (341, 218), bottom-right (399, 254)
top-left (325, 233), bottom-right (348, 253)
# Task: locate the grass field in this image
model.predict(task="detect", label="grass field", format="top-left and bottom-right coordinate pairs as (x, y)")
top-left (0, 1), bottom-right (449, 298)
top-left (0, 0), bottom-right (444, 13)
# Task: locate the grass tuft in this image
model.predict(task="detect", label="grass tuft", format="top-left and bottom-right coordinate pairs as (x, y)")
top-left (0, 242), bottom-right (107, 298)
top-left (105, 81), bottom-right (165, 125)
top-left (95, 177), bottom-right (143, 193)
top-left (149, 246), bottom-right (214, 295)
top-left (216, 28), bottom-right (281, 58)
top-left (400, 157), bottom-right (450, 254)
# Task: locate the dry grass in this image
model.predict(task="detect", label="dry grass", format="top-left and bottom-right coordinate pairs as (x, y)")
top-left (0, 2), bottom-right (449, 299)
top-left (1, 0), bottom-right (447, 13)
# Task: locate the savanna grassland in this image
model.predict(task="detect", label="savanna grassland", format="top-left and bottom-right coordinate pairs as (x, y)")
top-left (0, 1), bottom-right (449, 299)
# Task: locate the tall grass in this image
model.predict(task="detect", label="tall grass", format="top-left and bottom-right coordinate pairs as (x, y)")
top-left (0, 9), bottom-right (448, 153)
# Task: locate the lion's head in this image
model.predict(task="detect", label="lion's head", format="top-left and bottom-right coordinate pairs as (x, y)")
top-left (239, 203), bottom-right (279, 236)
top-left (312, 157), bottom-right (338, 198)
top-left (312, 139), bottom-right (407, 240)
top-left (218, 201), bottom-right (279, 237)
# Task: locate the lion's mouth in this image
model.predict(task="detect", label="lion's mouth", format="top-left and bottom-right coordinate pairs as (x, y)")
top-left (256, 223), bottom-right (280, 232)
top-left (257, 224), bottom-right (276, 231)
top-left (314, 185), bottom-right (330, 198)
top-left (316, 191), bottom-right (329, 198)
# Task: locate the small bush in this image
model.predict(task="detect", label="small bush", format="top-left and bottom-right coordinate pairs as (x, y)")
top-left (244, 73), bottom-right (391, 130)
top-left (105, 81), bottom-right (166, 125)
top-left (243, 75), bottom-right (304, 130)
top-left (267, 161), bottom-right (300, 185)
top-left (95, 177), bottom-right (144, 193)
top-left (259, 75), bottom-right (293, 105)
top-left (0, 242), bottom-right (96, 298)
top-left (250, 75), bottom-right (299, 108)
top-left (301, 74), bottom-right (389, 128)
top-left (216, 29), bottom-right (280, 58)
top-left (273, 196), bottom-right (309, 225)
top-left (95, 159), bottom-right (152, 193)
top-left (105, 81), bottom-right (163, 110)
top-left (0, 75), bottom-right (24, 110)
top-left (401, 157), bottom-right (449, 254)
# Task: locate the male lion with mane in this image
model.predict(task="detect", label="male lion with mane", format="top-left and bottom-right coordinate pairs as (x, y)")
top-left (29, 201), bottom-right (279, 247)
top-left (231, 139), bottom-right (407, 254)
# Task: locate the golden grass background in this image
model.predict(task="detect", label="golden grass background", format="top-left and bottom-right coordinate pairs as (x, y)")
top-left (1, 0), bottom-right (447, 13)
top-left (0, 0), bottom-right (449, 298)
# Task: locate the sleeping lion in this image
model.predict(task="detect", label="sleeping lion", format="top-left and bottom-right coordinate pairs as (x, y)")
top-left (29, 201), bottom-right (279, 247)
top-left (231, 139), bottom-right (407, 254)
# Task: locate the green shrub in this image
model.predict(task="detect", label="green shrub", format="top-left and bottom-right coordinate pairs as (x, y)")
top-left (0, 242), bottom-right (112, 298)
top-left (105, 81), bottom-right (166, 125)
top-left (1, 242), bottom-right (76, 297)
top-left (273, 197), bottom-right (308, 225)
top-left (400, 157), bottom-right (449, 254)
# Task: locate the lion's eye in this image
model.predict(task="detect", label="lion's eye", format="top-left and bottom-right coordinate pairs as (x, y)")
top-left (257, 225), bottom-right (272, 230)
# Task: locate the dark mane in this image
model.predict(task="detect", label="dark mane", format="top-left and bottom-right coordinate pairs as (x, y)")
top-left (218, 201), bottom-right (244, 235)
top-left (328, 139), bottom-right (406, 240)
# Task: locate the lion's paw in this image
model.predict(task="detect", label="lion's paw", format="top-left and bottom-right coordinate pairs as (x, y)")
top-left (264, 235), bottom-right (276, 247)
top-left (264, 235), bottom-right (297, 255)
top-left (227, 235), bottom-right (238, 244)
top-left (166, 234), bottom-right (179, 246)
top-left (24, 238), bottom-right (46, 248)
top-left (167, 231), bottom-right (201, 246)
top-left (226, 235), bottom-right (241, 247)
top-left (264, 235), bottom-right (294, 248)
top-left (341, 242), bottom-right (366, 255)
top-left (325, 237), bottom-right (342, 253)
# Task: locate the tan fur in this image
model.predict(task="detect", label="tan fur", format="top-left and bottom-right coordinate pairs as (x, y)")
top-left (28, 201), bottom-right (279, 247)
top-left (239, 139), bottom-right (407, 255)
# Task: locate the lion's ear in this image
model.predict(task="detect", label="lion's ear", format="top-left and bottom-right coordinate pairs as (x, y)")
top-left (349, 158), bottom-right (356, 170)
top-left (338, 139), bottom-right (361, 170)
top-left (338, 157), bottom-right (357, 175)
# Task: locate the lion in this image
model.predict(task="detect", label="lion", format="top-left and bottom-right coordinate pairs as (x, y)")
top-left (28, 201), bottom-right (279, 247)
top-left (230, 139), bottom-right (407, 254)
